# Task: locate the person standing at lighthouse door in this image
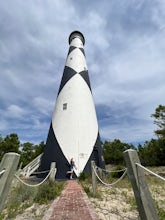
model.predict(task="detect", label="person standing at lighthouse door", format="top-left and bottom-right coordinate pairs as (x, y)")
top-left (67, 158), bottom-right (77, 179)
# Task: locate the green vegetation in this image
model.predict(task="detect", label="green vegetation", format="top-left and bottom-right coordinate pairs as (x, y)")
top-left (0, 180), bottom-right (64, 219)
top-left (20, 141), bottom-right (45, 167)
top-left (79, 166), bottom-right (164, 220)
top-left (102, 104), bottom-right (165, 167)
top-left (109, 165), bottom-right (125, 178)
top-left (158, 207), bottom-right (165, 220)
top-left (34, 180), bottom-right (64, 204)
top-left (0, 105), bottom-right (165, 167)
top-left (78, 171), bottom-right (90, 181)
top-left (0, 105), bottom-right (164, 218)
top-left (0, 134), bottom-right (44, 167)
top-left (78, 172), bottom-right (92, 197)
top-left (0, 133), bottom-right (20, 161)
top-left (102, 138), bottom-right (165, 166)
top-left (151, 104), bottom-right (165, 140)
top-left (146, 175), bottom-right (165, 220)
top-left (78, 172), bottom-right (102, 199)
top-left (138, 138), bottom-right (165, 166)
top-left (103, 139), bottom-right (135, 165)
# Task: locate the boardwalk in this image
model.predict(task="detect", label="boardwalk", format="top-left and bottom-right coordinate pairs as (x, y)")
top-left (43, 180), bottom-right (99, 220)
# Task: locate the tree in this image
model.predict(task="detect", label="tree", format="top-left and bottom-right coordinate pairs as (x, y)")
top-left (103, 139), bottom-right (135, 165)
top-left (0, 133), bottom-right (20, 161)
top-left (33, 141), bottom-right (45, 158)
top-left (20, 141), bottom-right (45, 167)
top-left (20, 142), bottom-right (35, 167)
top-left (151, 105), bottom-right (165, 139)
top-left (138, 139), bottom-right (165, 166)
top-left (0, 132), bottom-right (45, 165)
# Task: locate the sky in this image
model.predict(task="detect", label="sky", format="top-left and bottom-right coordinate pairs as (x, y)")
top-left (0, 0), bottom-right (165, 146)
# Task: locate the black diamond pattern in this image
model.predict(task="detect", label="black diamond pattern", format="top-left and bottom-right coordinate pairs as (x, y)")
top-left (79, 70), bottom-right (91, 91)
top-left (57, 66), bottom-right (77, 95)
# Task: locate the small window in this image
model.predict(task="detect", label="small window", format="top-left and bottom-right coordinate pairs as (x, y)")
top-left (63, 103), bottom-right (67, 110)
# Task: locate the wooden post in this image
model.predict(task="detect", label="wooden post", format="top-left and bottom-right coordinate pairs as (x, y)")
top-left (12, 161), bottom-right (23, 188)
top-left (91, 160), bottom-right (96, 197)
top-left (123, 149), bottom-right (159, 220)
top-left (49, 162), bottom-right (56, 181)
top-left (0, 152), bottom-right (20, 212)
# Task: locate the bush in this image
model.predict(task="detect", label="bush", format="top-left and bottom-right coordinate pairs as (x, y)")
top-left (1, 180), bottom-right (64, 218)
top-left (83, 185), bottom-right (92, 196)
top-left (34, 180), bottom-right (64, 204)
top-left (4, 184), bottom-right (35, 218)
top-left (110, 165), bottom-right (125, 178)
top-left (78, 172), bottom-right (90, 181)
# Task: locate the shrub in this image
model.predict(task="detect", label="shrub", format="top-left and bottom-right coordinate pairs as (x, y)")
top-left (111, 165), bottom-right (125, 178)
top-left (78, 172), bottom-right (90, 181)
top-left (5, 184), bottom-right (36, 218)
top-left (1, 180), bottom-right (64, 218)
top-left (34, 180), bottom-right (64, 204)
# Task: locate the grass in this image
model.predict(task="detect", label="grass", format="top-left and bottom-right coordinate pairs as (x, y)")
top-left (79, 166), bottom-right (165, 220)
top-left (0, 179), bottom-right (64, 219)
top-left (158, 207), bottom-right (165, 220)
top-left (78, 172), bottom-right (102, 199)
top-left (1, 167), bottom-right (164, 219)
top-left (34, 180), bottom-right (64, 204)
top-left (146, 175), bottom-right (165, 220)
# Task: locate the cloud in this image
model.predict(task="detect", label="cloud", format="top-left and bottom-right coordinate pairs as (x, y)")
top-left (0, 0), bottom-right (164, 145)
top-left (6, 105), bottom-right (26, 119)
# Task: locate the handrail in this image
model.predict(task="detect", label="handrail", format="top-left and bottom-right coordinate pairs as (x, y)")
top-left (21, 153), bottom-right (43, 177)
top-left (23, 153), bottom-right (43, 172)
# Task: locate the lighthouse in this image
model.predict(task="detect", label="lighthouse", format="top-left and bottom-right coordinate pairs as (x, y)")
top-left (40, 31), bottom-right (105, 179)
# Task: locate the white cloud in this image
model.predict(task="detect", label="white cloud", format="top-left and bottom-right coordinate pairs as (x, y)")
top-left (6, 105), bottom-right (26, 119)
top-left (0, 119), bottom-right (9, 131)
top-left (100, 119), bottom-right (155, 144)
top-left (0, 0), bottom-right (164, 144)
top-left (33, 97), bottom-right (54, 116)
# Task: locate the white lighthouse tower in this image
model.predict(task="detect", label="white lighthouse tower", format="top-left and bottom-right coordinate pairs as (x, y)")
top-left (40, 31), bottom-right (105, 179)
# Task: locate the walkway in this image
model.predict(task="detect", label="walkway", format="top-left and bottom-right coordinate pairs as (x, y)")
top-left (43, 180), bottom-right (99, 220)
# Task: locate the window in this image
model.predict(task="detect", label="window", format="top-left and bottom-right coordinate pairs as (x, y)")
top-left (63, 103), bottom-right (67, 110)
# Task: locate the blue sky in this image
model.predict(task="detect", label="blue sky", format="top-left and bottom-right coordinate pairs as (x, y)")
top-left (0, 0), bottom-right (165, 145)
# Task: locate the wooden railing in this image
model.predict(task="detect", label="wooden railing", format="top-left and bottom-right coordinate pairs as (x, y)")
top-left (21, 153), bottom-right (43, 178)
